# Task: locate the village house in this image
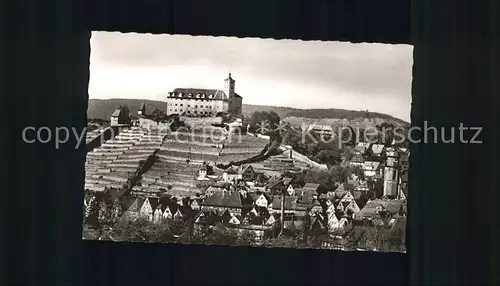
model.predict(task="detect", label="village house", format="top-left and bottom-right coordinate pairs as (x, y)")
top-left (354, 142), bottom-right (370, 155)
top-left (303, 183), bottom-right (321, 194)
top-left (326, 211), bottom-right (349, 234)
top-left (204, 182), bottom-right (231, 197)
top-left (363, 161), bottom-right (383, 178)
top-left (307, 124), bottom-right (334, 136)
top-left (270, 196), bottom-right (310, 218)
top-left (120, 197), bottom-right (146, 222)
top-left (354, 199), bottom-right (405, 221)
top-left (190, 199), bottom-right (201, 211)
top-left (309, 215), bottom-right (328, 234)
top-left (369, 144), bottom-right (386, 157)
top-left (166, 73), bottom-right (243, 116)
top-left (286, 183), bottom-right (297, 196)
top-left (331, 182), bottom-right (356, 200)
top-left (254, 192), bottom-right (271, 208)
top-left (237, 164), bottom-right (257, 181)
top-left (222, 167), bottom-right (240, 181)
top-left (200, 189), bottom-right (254, 216)
top-left (266, 176), bottom-right (287, 195)
top-left (139, 197), bottom-right (160, 221)
top-left (162, 205), bottom-right (174, 221)
top-left (110, 106), bottom-right (130, 126)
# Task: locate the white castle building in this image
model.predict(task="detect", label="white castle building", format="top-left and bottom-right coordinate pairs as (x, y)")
top-left (166, 73), bottom-right (243, 117)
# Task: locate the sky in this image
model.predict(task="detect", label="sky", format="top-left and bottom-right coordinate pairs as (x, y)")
top-left (89, 32), bottom-right (413, 122)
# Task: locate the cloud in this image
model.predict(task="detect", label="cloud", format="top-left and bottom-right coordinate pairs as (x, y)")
top-left (90, 32), bottom-right (413, 121)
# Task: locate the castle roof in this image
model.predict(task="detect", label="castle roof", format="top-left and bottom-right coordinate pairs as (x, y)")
top-left (169, 88), bottom-right (229, 101)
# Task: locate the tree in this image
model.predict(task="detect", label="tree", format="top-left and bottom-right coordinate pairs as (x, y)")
top-left (247, 111), bottom-right (281, 135)
top-left (314, 149), bottom-right (342, 166)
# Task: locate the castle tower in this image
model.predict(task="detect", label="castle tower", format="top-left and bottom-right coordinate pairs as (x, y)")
top-left (383, 147), bottom-right (400, 198)
top-left (223, 72), bottom-right (235, 112)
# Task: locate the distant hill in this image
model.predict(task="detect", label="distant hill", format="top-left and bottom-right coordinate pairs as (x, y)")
top-left (88, 99), bottom-right (167, 120)
top-left (87, 99), bottom-right (409, 126)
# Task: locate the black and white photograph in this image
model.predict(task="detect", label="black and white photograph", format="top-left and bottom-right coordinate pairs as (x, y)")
top-left (83, 32), bottom-right (412, 252)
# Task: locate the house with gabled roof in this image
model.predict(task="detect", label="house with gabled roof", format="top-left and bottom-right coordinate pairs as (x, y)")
top-left (293, 187), bottom-right (305, 197)
top-left (282, 177), bottom-right (294, 187)
top-left (190, 199), bottom-right (200, 211)
top-left (310, 199), bottom-right (323, 215)
top-left (271, 196), bottom-right (308, 217)
top-left (326, 202), bottom-right (336, 215)
top-left (248, 207), bottom-right (259, 217)
top-left (153, 204), bottom-right (163, 224)
top-left (266, 176), bottom-right (286, 194)
top-left (140, 198), bottom-right (159, 221)
top-left (110, 106), bottom-right (130, 126)
top-left (303, 183), bottom-right (320, 193)
top-left (309, 215), bottom-right (328, 234)
top-left (363, 161), bottom-right (383, 178)
top-left (326, 212), bottom-right (348, 234)
top-left (238, 164), bottom-right (257, 181)
top-left (254, 193), bottom-right (271, 208)
top-left (265, 213), bottom-right (277, 226)
top-left (344, 200), bottom-right (360, 214)
top-left (120, 197), bottom-right (145, 222)
top-left (162, 205), bottom-right (173, 221)
top-left (201, 189), bottom-right (253, 215)
top-left (228, 215), bottom-right (242, 225)
top-left (300, 190), bottom-right (317, 205)
top-left (220, 209), bottom-right (243, 225)
top-left (174, 208), bottom-right (184, 220)
top-left (355, 181), bottom-right (370, 193)
top-left (334, 182), bottom-right (356, 199)
top-left (355, 142), bottom-right (370, 155)
top-left (340, 191), bottom-right (355, 202)
top-left (353, 199), bottom-right (404, 221)
top-left (370, 144), bottom-right (385, 157)
top-left (222, 167), bottom-right (241, 182)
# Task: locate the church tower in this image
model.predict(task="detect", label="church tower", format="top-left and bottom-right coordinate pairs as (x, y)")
top-left (223, 73), bottom-right (236, 112)
top-left (383, 147), bottom-right (400, 198)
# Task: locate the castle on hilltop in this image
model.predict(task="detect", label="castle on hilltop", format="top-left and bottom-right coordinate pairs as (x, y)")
top-left (165, 73), bottom-right (243, 117)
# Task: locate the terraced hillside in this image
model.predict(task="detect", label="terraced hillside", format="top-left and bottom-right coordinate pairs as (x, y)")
top-left (85, 127), bottom-right (167, 192)
top-left (132, 128), bottom-right (266, 198)
top-left (251, 153), bottom-right (307, 177)
top-left (218, 135), bottom-right (269, 165)
top-left (85, 125), bottom-right (315, 198)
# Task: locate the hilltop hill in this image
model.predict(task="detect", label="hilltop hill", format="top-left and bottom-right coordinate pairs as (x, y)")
top-left (87, 98), bottom-right (409, 127)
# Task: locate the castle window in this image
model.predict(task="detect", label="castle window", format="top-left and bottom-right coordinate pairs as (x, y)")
top-left (201, 94), bottom-right (205, 98)
top-left (196, 94), bottom-right (200, 98)
top-left (175, 104), bottom-right (178, 106)
top-left (195, 105), bottom-right (198, 108)
top-left (178, 93), bottom-right (183, 97)
top-left (188, 93), bottom-right (193, 97)
top-left (188, 105), bottom-right (190, 107)
top-left (180, 104), bottom-right (183, 106)
top-left (209, 94), bottom-right (213, 99)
